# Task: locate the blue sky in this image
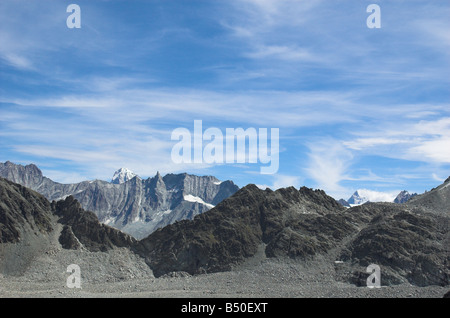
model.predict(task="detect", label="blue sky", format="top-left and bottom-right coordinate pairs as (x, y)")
top-left (1, 0), bottom-right (449, 200)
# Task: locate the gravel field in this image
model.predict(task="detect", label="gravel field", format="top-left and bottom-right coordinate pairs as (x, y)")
top-left (0, 244), bottom-right (447, 298)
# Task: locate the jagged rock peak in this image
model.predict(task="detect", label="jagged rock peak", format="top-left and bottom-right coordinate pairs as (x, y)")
top-left (1, 161), bottom-right (42, 175)
top-left (394, 190), bottom-right (417, 204)
top-left (0, 161), bottom-right (44, 189)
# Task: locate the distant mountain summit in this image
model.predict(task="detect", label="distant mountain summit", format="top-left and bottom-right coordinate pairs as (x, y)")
top-left (111, 167), bottom-right (138, 184)
top-left (0, 161), bottom-right (46, 189)
top-left (346, 190), bottom-right (369, 206)
top-left (0, 161), bottom-right (239, 239)
top-left (394, 190), bottom-right (417, 204)
top-left (340, 189), bottom-right (418, 207)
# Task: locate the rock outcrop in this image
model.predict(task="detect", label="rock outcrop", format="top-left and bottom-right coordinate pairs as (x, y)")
top-left (53, 196), bottom-right (137, 252)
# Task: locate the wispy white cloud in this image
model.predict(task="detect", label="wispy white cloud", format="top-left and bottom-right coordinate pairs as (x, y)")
top-left (0, 53), bottom-right (34, 70)
top-left (244, 45), bottom-right (320, 62)
top-left (344, 137), bottom-right (408, 151)
top-left (304, 140), bottom-right (354, 198)
top-left (432, 173), bottom-right (446, 183)
top-left (343, 117), bottom-right (450, 165)
top-left (409, 137), bottom-right (450, 164)
top-left (3, 87), bottom-right (360, 128)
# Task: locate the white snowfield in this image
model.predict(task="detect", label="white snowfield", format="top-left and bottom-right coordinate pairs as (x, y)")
top-left (183, 194), bottom-right (215, 209)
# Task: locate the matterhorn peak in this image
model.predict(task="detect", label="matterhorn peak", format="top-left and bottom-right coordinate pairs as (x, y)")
top-left (111, 167), bottom-right (138, 184)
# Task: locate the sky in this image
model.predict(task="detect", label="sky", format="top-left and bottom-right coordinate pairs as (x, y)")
top-left (1, 0), bottom-right (449, 200)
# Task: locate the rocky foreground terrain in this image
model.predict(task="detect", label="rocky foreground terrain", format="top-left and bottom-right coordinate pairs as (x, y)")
top-left (1, 258), bottom-right (448, 298)
top-left (0, 175), bottom-right (449, 298)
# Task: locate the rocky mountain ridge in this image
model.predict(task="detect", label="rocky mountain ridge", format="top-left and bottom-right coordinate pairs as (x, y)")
top-left (0, 161), bottom-right (239, 239)
top-left (138, 182), bottom-right (449, 286)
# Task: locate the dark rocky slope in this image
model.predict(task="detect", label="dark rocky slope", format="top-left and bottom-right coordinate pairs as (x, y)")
top-left (137, 185), bottom-right (349, 277)
top-left (0, 178), bottom-right (53, 243)
top-left (137, 181), bottom-right (449, 286)
top-left (338, 203), bottom-right (448, 286)
top-left (0, 177), bottom-right (139, 275)
top-left (53, 196), bottom-right (137, 252)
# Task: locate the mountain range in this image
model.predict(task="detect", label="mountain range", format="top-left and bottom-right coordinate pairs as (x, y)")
top-left (0, 160), bottom-right (448, 288)
top-left (139, 180), bottom-right (449, 285)
top-left (0, 161), bottom-right (239, 239)
top-left (1, 174), bottom-right (448, 287)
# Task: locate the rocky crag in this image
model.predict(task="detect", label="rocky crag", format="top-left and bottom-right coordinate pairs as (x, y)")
top-left (0, 161), bottom-right (239, 239)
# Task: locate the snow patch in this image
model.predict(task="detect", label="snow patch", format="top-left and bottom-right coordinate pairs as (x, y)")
top-left (183, 194), bottom-right (215, 209)
top-left (103, 217), bottom-right (116, 225)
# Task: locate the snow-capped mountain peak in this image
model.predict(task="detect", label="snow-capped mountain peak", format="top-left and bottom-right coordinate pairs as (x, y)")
top-left (339, 189), bottom-right (419, 207)
top-left (346, 189), bottom-right (399, 207)
top-left (111, 167), bottom-right (138, 184)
